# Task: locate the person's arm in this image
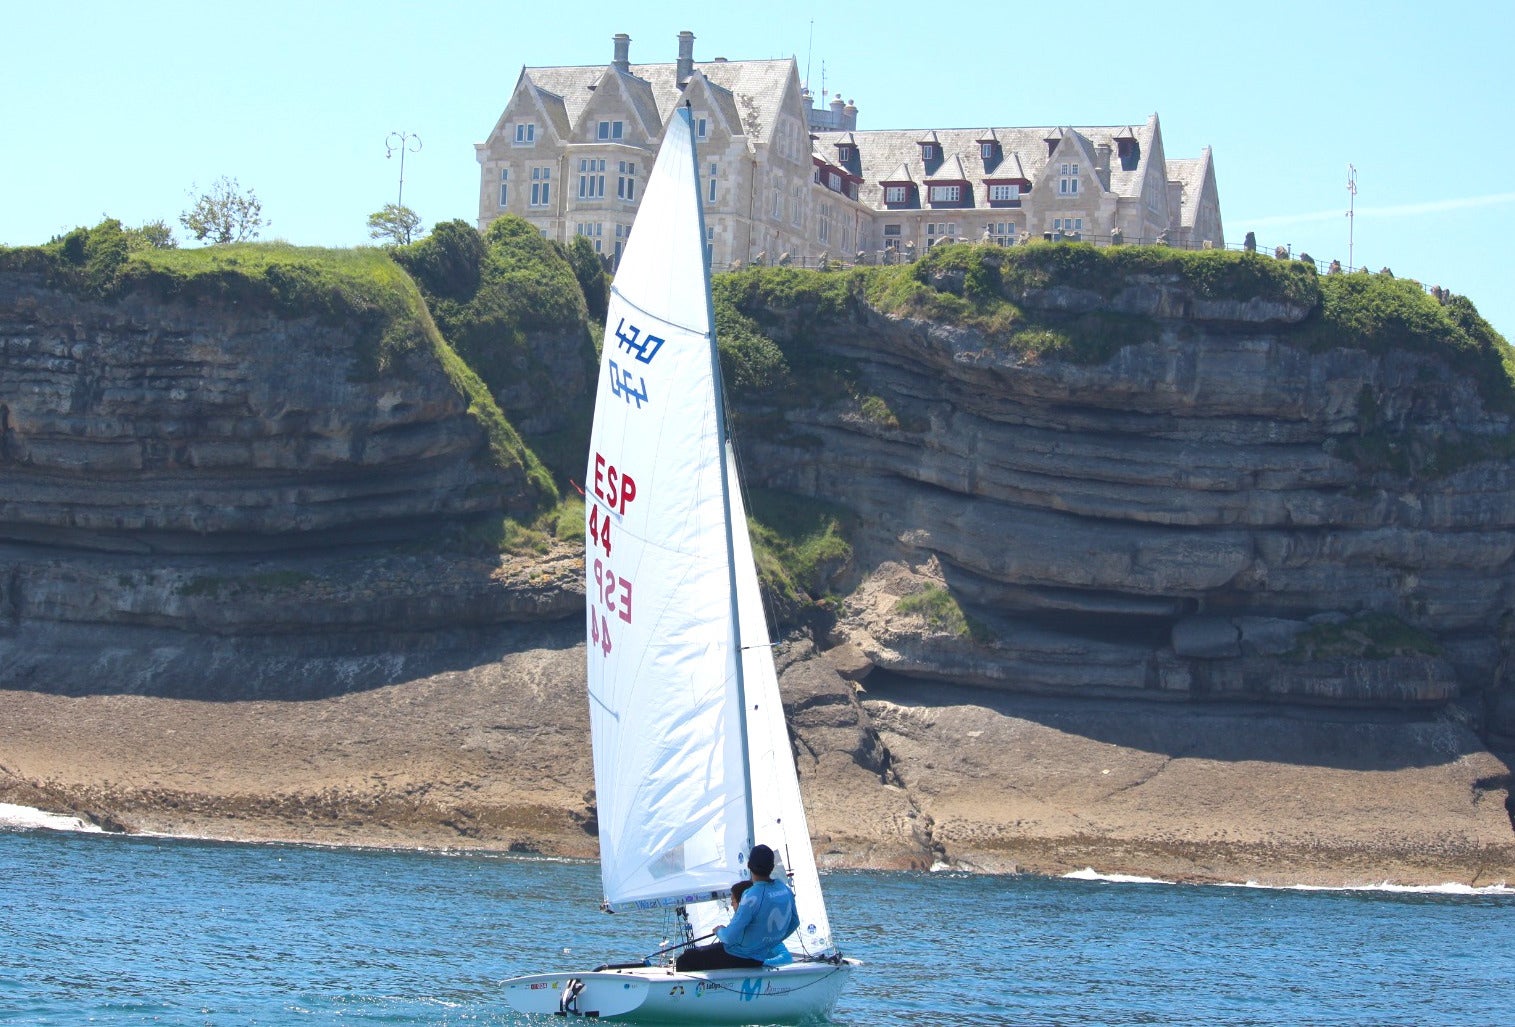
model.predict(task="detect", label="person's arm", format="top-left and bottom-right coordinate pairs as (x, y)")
top-left (717, 890), bottom-right (758, 946)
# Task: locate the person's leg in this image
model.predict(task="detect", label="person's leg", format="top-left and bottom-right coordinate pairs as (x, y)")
top-left (675, 944), bottom-right (762, 971)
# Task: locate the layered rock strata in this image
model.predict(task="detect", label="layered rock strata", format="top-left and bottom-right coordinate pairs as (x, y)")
top-left (735, 276), bottom-right (1515, 724)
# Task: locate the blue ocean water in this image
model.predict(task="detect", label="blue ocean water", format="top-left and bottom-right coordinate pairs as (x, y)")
top-left (1, 827), bottom-right (1512, 1026)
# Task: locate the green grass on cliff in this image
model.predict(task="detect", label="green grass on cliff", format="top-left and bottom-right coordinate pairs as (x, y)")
top-left (1302, 272), bottom-right (1515, 414)
top-left (1288, 612), bottom-right (1442, 661)
top-left (893, 584), bottom-right (990, 641)
top-left (711, 243), bottom-right (1515, 416)
top-left (746, 488), bottom-right (856, 600)
top-left (2, 220), bottom-right (557, 509)
top-left (391, 217), bottom-right (596, 488)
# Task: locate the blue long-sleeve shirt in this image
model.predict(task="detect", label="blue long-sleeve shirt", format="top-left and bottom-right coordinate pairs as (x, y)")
top-left (717, 878), bottom-right (800, 961)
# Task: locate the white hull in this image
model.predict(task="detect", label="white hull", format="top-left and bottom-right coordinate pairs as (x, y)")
top-left (501, 959), bottom-right (856, 1023)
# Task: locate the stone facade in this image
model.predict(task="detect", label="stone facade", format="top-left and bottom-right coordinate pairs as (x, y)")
top-left (476, 32), bottom-right (1223, 266)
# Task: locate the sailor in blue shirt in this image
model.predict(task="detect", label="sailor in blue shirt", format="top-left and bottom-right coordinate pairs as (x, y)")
top-left (675, 844), bottom-right (798, 971)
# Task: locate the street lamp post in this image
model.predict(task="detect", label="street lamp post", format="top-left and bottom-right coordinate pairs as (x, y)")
top-left (386, 131), bottom-right (422, 208)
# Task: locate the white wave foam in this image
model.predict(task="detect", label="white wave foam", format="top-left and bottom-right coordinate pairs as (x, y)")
top-left (0, 802), bottom-right (103, 834)
top-left (1063, 867), bottom-right (1173, 885)
top-left (1221, 878), bottom-right (1514, 896)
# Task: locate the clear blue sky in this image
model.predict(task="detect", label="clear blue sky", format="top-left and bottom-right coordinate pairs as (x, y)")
top-left (5, 1), bottom-right (1511, 340)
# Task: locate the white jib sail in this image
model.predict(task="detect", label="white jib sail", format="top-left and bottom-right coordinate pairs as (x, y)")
top-left (725, 445), bottom-right (836, 957)
top-left (585, 109), bottom-right (748, 911)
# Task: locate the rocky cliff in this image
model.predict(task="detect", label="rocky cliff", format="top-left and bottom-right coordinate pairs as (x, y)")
top-left (2, 233), bottom-right (1513, 878)
top-left (0, 231), bottom-right (567, 697)
top-left (718, 246), bottom-right (1515, 744)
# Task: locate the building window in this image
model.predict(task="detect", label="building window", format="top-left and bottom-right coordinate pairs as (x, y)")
top-left (576, 222), bottom-right (604, 252)
top-left (837, 144), bottom-right (855, 163)
top-left (705, 226), bottom-right (714, 265)
top-left (989, 183), bottom-right (1021, 203)
top-left (771, 186), bottom-right (782, 220)
top-left (988, 222), bottom-right (1017, 245)
top-left (818, 203), bottom-right (832, 244)
top-left (617, 161), bottom-right (637, 201)
top-left (884, 185), bottom-right (908, 205)
top-left (615, 223), bottom-right (631, 263)
top-left (707, 162), bottom-right (719, 203)
top-left (514, 123), bottom-right (535, 145)
top-left (1052, 217), bottom-right (1083, 239)
top-left (882, 223), bottom-right (901, 250)
top-left (578, 158), bottom-right (606, 199)
top-left (925, 223), bottom-right (957, 247)
top-left (792, 185), bottom-right (803, 226)
top-left (597, 121), bottom-right (624, 141)
top-left (529, 166), bottom-right (551, 207)
top-left (928, 184), bottom-right (961, 203)
top-left (1058, 163), bottom-right (1080, 195)
top-left (980, 141), bottom-right (996, 161)
top-left (498, 167), bottom-right (509, 208)
top-left (920, 143), bottom-right (937, 161)
top-left (695, 115), bottom-right (708, 139)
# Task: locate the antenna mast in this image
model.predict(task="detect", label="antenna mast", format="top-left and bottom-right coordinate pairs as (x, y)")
top-left (804, 19), bottom-right (814, 91)
top-left (1346, 163), bottom-right (1358, 269)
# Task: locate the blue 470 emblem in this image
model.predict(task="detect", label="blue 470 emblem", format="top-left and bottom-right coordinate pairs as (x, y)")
top-left (614, 318), bottom-right (666, 364)
top-left (608, 360), bottom-right (649, 408)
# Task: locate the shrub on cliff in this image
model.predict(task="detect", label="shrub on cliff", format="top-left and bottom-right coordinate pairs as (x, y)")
top-left (1304, 273), bottom-right (1515, 413)
top-left (566, 235), bottom-right (610, 323)
top-left (996, 241), bottom-right (1319, 308)
top-left (391, 219), bottom-right (484, 301)
top-left (745, 488), bottom-right (858, 629)
top-left (392, 217), bottom-right (596, 491)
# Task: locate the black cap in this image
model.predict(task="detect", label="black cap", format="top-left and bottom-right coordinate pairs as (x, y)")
top-left (747, 844), bottom-right (775, 876)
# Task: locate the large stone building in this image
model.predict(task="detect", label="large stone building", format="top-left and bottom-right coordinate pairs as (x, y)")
top-left (476, 32), bottom-right (1223, 266)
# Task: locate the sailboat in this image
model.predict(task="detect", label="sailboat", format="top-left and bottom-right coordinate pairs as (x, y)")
top-left (500, 108), bottom-right (855, 1022)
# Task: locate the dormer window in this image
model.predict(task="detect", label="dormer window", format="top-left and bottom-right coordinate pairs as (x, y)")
top-left (980, 141), bottom-right (996, 161)
top-left (884, 185), bottom-right (909, 205)
top-left (514, 123), bottom-right (536, 146)
top-left (928, 184), bottom-right (961, 203)
top-left (837, 144), bottom-right (855, 162)
top-left (597, 120), bottom-right (625, 141)
top-left (920, 142), bottom-right (938, 161)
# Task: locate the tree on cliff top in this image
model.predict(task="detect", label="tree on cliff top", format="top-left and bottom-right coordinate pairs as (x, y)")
top-left (179, 177), bottom-right (266, 245)
top-left (367, 203), bottom-right (423, 246)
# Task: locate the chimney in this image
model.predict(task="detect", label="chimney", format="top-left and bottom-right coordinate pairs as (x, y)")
top-left (677, 30), bottom-right (695, 82)
top-left (612, 33), bottom-right (630, 73)
top-left (1095, 142), bottom-right (1112, 189)
top-left (844, 99), bottom-right (858, 130)
top-left (830, 96), bottom-right (845, 115)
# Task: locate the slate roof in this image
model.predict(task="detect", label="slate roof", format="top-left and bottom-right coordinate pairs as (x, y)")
top-left (1166, 148), bottom-right (1213, 229)
top-left (515, 58), bottom-right (795, 146)
top-left (814, 116), bottom-right (1163, 209)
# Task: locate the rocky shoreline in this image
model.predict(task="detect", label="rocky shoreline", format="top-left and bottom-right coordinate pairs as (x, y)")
top-left (4, 631), bottom-right (1512, 890)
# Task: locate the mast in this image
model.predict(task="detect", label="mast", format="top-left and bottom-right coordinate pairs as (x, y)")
top-left (686, 104), bottom-right (757, 856)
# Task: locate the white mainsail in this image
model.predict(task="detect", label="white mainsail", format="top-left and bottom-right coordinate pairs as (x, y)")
top-left (584, 109), bottom-right (746, 911)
